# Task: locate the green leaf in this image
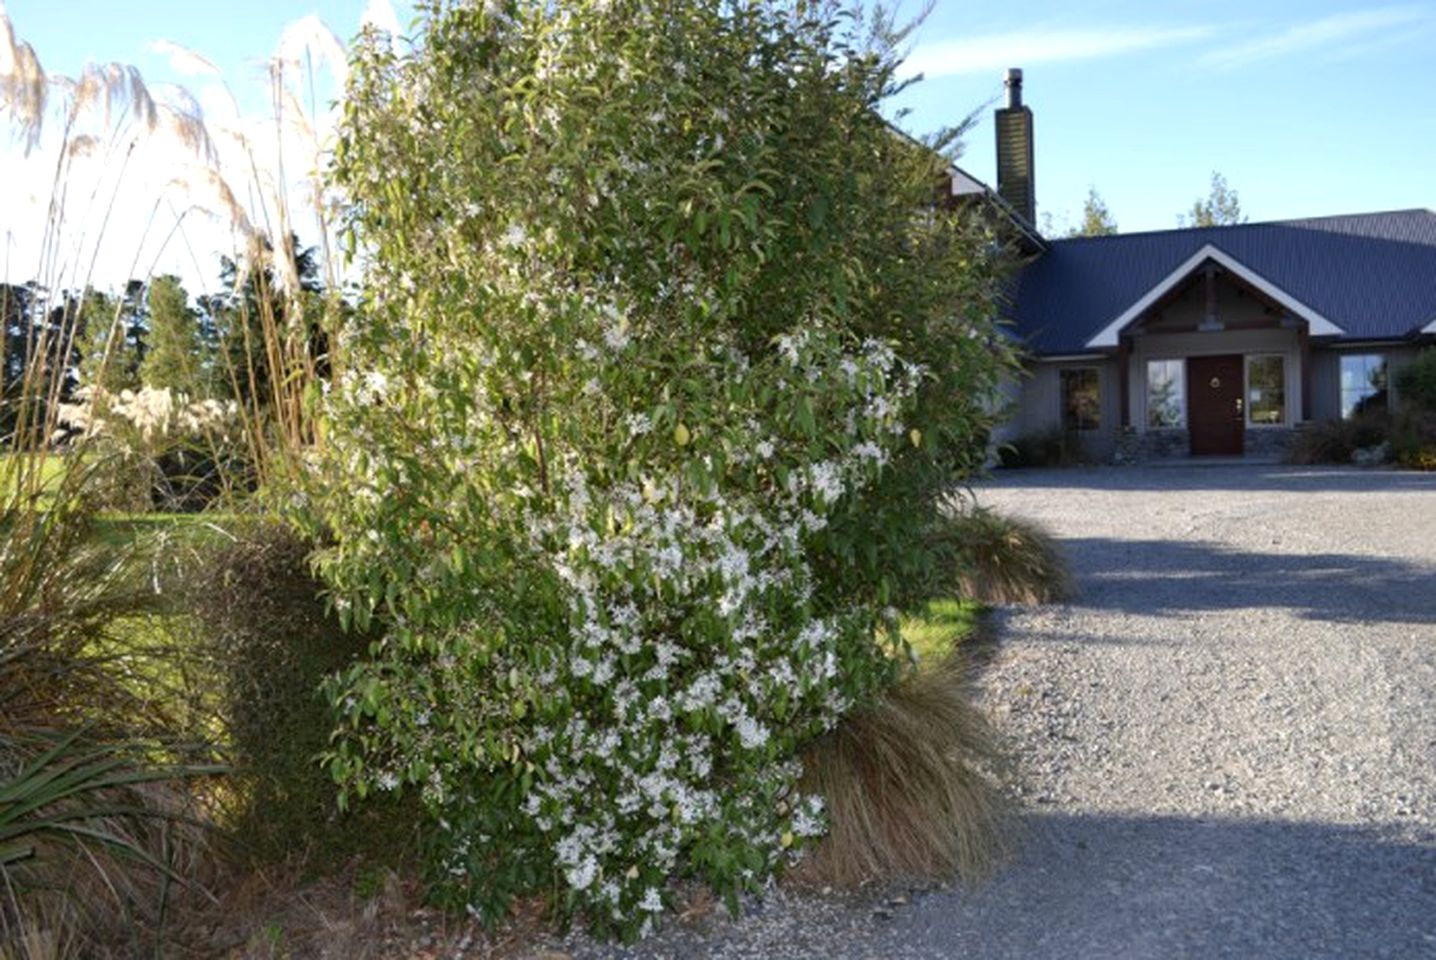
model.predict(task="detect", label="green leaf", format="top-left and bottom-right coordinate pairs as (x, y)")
top-left (795, 396), bottom-right (815, 436)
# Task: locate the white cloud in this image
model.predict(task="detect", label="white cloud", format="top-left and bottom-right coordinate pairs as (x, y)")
top-left (360, 0), bottom-right (402, 38)
top-left (1200, 5), bottom-right (1431, 68)
top-left (905, 24), bottom-right (1215, 79)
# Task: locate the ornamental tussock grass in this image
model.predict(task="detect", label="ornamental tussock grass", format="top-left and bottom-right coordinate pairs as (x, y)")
top-left (1284, 412), bottom-right (1390, 465)
top-left (792, 655), bottom-right (1009, 890)
top-left (937, 507), bottom-right (1073, 605)
top-left (0, 457), bottom-right (174, 735)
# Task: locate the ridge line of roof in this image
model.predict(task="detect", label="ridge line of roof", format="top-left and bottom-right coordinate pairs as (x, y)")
top-left (1043, 207), bottom-right (1436, 246)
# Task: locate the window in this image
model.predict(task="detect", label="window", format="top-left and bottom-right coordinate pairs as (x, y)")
top-left (1060, 368), bottom-right (1100, 431)
top-left (1146, 359), bottom-right (1185, 428)
top-left (1340, 354), bottom-right (1387, 418)
top-left (1246, 355), bottom-right (1286, 425)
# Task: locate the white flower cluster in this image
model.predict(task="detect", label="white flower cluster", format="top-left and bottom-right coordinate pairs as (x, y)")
top-left (475, 324), bottom-right (925, 919)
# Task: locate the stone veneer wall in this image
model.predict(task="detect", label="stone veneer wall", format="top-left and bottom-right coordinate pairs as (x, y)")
top-left (1113, 428), bottom-right (1185, 464)
top-left (1112, 427), bottom-right (1298, 464)
top-left (1244, 427), bottom-right (1299, 459)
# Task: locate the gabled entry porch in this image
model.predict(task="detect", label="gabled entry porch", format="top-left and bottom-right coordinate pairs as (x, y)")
top-left (1088, 245), bottom-right (1341, 458)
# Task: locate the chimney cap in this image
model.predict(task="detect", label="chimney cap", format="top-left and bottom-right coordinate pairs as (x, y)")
top-left (1004, 68), bottom-right (1023, 108)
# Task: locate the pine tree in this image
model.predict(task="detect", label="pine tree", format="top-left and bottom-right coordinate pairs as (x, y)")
top-left (140, 274), bottom-right (208, 396)
top-left (74, 286), bottom-right (140, 394)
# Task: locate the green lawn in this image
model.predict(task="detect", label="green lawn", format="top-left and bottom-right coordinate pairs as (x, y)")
top-left (88, 513), bottom-right (236, 744)
top-left (92, 511), bottom-right (235, 546)
top-left (900, 598), bottom-right (984, 665)
top-left (0, 451), bottom-right (71, 504)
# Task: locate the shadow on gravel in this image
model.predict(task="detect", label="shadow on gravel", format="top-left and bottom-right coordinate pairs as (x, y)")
top-left (1055, 537), bottom-right (1436, 626)
top-left (984, 465), bottom-right (1436, 495)
top-left (900, 812), bottom-right (1436, 960)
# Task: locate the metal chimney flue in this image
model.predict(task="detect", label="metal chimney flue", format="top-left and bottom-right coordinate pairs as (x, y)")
top-left (1005, 68), bottom-right (1023, 109)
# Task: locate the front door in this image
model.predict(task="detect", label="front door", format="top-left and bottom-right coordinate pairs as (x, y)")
top-left (1187, 354), bottom-right (1244, 456)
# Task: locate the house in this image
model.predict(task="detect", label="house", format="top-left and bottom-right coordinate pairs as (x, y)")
top-left (963, 70), bottom-right (1436, 462)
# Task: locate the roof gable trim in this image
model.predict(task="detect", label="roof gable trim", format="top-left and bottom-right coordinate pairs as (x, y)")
top-left (1084, 243), bottom-right (1344, 348)
top-left (949, 166), bottom-right (987, 197)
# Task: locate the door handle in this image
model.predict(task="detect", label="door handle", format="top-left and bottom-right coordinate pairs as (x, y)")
top-left (1235, 397), bottom-right (1244, 412)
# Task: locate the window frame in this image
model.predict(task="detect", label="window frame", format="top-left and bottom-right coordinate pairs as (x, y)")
top-left (1059, 367), bottom-right (1102, 432)
top-left (1338, 352), bottom-right (1388, 420)
top-left (1144, 358), bottom-right (1186, 429)
top-left (1244, 353), bottom-right (1288, 428)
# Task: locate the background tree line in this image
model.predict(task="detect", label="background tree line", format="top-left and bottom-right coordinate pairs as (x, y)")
top-left (1052, 171), bottom-right (1247, 238)
top-left (0, 234), bottom-right (328, 440)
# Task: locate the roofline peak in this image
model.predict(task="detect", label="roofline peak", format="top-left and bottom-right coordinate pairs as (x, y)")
top-left (1050, 207), bottom-right (1435, 245)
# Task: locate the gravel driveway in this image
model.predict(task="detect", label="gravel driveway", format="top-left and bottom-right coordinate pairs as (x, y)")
top-left (554, 464), bottom-right (1436, 960)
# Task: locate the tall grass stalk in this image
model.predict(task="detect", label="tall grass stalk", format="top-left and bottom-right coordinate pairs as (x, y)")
top-left (2, 6), bottom-right (349, 496)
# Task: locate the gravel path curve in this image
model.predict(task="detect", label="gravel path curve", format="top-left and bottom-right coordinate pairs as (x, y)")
top-left (551, 464), bottom-right (1436, 960)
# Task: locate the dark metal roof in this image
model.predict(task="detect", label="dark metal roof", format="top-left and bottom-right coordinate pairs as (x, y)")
top-left (1009, 209), bottom-right (1436, 354)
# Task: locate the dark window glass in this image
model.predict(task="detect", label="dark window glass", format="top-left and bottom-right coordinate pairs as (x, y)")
top-left (1061, 368), bottom-right (1100, 431)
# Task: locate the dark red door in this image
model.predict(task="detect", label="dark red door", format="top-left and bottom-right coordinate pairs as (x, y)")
top-left (1187, 354), bottom-right (1245, 456)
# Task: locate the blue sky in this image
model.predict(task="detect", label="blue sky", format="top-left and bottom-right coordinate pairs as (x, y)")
top-left (2, 1), bottom-right (408, 103)
top-left (892, 1), bottom-right (1436, 233)
top-left (2, 0), bottom-right (1433, 292)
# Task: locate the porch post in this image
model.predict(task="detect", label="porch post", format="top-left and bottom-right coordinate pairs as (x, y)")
top-left (1298, 325), bottom-right (1312, 421)
top-left (1117, 335), bottom-right (1131, 428)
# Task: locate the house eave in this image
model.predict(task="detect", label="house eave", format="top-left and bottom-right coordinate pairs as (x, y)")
top-left (1031, 352), bottom-right (1110, 362)
top-left (1083, 244), bottom-right (1344, 348)
top-left (1326, 338), bottom-right (1420, 348)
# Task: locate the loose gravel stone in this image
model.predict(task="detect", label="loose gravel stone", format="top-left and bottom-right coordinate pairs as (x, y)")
top-left (536, 465), bottom-right (1436, 960)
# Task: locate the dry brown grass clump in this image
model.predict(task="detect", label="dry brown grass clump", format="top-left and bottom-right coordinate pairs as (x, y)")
top-left (1284, 412), bottom-right (1390, 465)
top-left (942, 507), bottom-right (1073, 605)
top-left (793, 656), bottom-right (1009, 889)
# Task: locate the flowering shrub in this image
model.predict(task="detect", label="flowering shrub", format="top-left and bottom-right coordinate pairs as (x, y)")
top-left (314, 0), bottom-right (1016, 938)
